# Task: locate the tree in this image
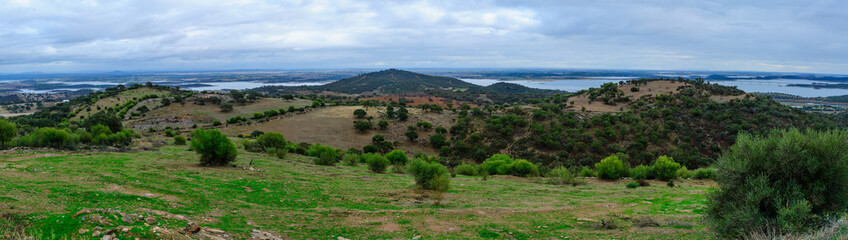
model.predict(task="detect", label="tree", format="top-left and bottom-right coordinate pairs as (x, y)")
top-left (405, 130), bottom-right (418, 141)
top-left (408, 158), bottom-right (450, 191)
top-left (367, 155), bottom-right (390, 173)
top-left (652, 155), bottom-right (681, 181)
top-left (83, 111), bottom-right (122, 133)
top-left (173, 135), bottom-right (187, 145)
top-left (397, 107), bottom-right (409, 121)
top-left (257, 132), bottom-right (286, 149)
top-left (429, 134), bottom-right (447, 148)
top-left (595, 155), bottom-right (627, 180)
top-left (378, 120), bottom-right (389, 130)
top-left (191, 129), bottom-right (238, 166)
top-left (0, 119), bottom-right (16, 148)
top-left (434, 126), bottom-right (447, 134)
top-left (385, 150), bottom-right (409, 165)
top-left (353, 109), bottom-right (367, 118)
top-left (706, 129), bottom-right (848, 238)
top-left (282, 94), bottom-right (294, 101)
top-left (354, 121), bottom-right (372, 133)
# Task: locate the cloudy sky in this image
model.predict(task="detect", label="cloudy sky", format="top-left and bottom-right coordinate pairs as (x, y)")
top-left (1, 0), bottom-right (847, 74)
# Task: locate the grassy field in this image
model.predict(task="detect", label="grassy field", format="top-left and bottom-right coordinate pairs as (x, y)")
top-left (71, 88), bottom-right (173, 121)
top-left (0, 145), bottom-right (715, 239)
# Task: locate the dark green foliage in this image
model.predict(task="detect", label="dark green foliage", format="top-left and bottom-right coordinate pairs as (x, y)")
top-left (630, 165), bottom-right (653, 180)
top-left (82, 111), bottom-right (123, 133)
top-left (385, 150), bottom-right (409, 165)
top-left (547, 167), bottom-right (585, 186)
top-left (481, 154), bottom-right (514, 175)
top-left (353, 109), bottom-right (367, 118)
top-left (579, 166), bottom-right (596, 177)
top-left (626, 181), bottom-right (639, 188)
top-left (408, 158), bottom-right (450, 192)
top-left (405, 130), bottom-right (418, 141)
top-left (397, 107), bottom-right (409, 121)
top-left (692, 168), bottom-right (716, 179)
top-left (353, 121), bottom-right (372, 133)
top-left (342, 153), bottom-right (359, 166)
top-left (315, 69), bottom-right (479, 94)
top-left (429, 134), bottom-right (447, 148)
top-left (366, 155), bottom-right (390, 173)
top-left (33, 127), bottom-right (69, 148)
top-left (652, 156), bottom-right (681, 181)
top-left (595, 155), bottom-right (627, 180)
top-left (706, 129), bottom-right (848, 238)
top-left (378, 120), bottom-right (389, 130)
top-left (173, 135), bottom-right (187, 145)
top-left (191, 129), bottom-right (237, 166)
top-left (509, 159), bottom-right (539, 177)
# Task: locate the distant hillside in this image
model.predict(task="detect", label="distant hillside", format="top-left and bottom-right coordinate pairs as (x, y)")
top-left (311, 69), bottom-right (480, 94)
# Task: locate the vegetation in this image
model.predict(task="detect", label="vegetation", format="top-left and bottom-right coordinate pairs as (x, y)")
top-left (408, 158), bottom-right (450, 192)
top-left (652, 156), bottom-right (681, 181)
top-left (173, 135), bottom-right (186, 145)
top-left (190, 129), bottom-right (238, 166)
top-left (385, 150), bottom-right (408, 166)
top-left (706, 129), bottom-right (848, 238)
top-left (366, 154), bottom-right (390, 173)
top-left (595, 155), bottom-right (627, 180)
top-left (0, 119), bottom-right (16, 148)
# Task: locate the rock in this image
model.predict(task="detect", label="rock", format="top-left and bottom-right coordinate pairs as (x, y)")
top-left (412, 235), bottom-right (422, 239)
top-left (250, 229), bottom-right (286, 240)
top-left (100, 235), bottom-right (113, 240)
top-left (184, 221), bottom-right (201, 233)
top-left (78, 229), bottom-right (89, 235)
top-left (121, 214), bottom-right (134, 224)
top-left (145, 217), bottom-right (157, 224)
top-left (338, 237), bottom-right (350, 240)
top-left (92, 231), bottom-right (101, 237)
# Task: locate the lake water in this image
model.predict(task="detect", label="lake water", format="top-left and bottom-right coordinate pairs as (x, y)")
top-left (461, 78), bottom-right (848, 98)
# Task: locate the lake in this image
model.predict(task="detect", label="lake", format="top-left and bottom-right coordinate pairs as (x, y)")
top-left (461, 78), bottom-right (848, 98)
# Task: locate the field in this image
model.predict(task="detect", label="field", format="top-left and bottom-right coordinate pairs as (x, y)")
top-left (222, 106), bottom-right (457, 154)
top-left (125, 98), bottom-right (312, 130)
top-left (71, 88), bottom-right (174, 121)
top-left (0, 146), bottom-right (714, 239)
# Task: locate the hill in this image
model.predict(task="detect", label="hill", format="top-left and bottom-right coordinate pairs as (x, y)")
top-left (310, 69), bottom-right (480, 94)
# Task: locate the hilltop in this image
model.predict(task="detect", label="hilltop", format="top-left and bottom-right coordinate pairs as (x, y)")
top-left (310, 69), bottom-right (480, 94)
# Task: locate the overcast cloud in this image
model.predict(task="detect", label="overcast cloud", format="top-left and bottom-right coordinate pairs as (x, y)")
top-left (1, 0), bottom-right (846, 74)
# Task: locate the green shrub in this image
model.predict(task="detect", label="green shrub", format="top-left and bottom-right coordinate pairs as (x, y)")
top-left (342, 153), bottom-right (359, 166)
top-left (191, 129), bottom-right (238, 166)
top-left (692, 168), bottom-right (716, 179)
top-left (266, 148), bottom-right (286, 159)
top-left (408, 158), bottom-right (450, 192)
top-left (547, 167), bottom-right (586, 186)
top-left (676, 167), bottom-right (691, 179)
top-left (579, 166), bottom-right (596, 177)
top-left (706, 129), bottom-right (848, 238)
top-left (595, 155), bottom-right (627, 180)
top-left (0, 119), bottom-right (17, 149)
top-left (257, 132), bottom-right (286, 149)
top-left (454, 164), bottom-right (477, 176)
top-left (366, 155), bottom-right (390, 173)
top-left (626, 181), bottom-right (639, 188)
top-left (385, 150), bottom-right (409, 165)
top-left (509, 159), bottom-right (539, 177)
top-left (630, 165), bottom-right (653, 180)
top-left (33, 127), bottom-right (70, 148)
top-left (481, 154), bottom-right (514, 175)
top-left (313, 151), bottom-right (337, 166)
top-left (652, 155), bottom-right (681, 181)
top-left (307, 144), bottom-right (338, 159)
top-left (173, 135), bottom-right (187, 145)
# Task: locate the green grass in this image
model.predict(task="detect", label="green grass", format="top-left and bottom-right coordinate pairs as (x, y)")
top-left (0, 146), bottom-right (714, 239)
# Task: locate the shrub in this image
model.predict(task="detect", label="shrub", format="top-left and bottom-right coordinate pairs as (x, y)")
top-left (313, 151), bottom-right (337, 166)
top-left (454, 164), bottom-right (477, 176)
top-left (257, 132), bottom-right (286, 149)
top-left (630, 165), bottom-right (653, 180)
top-left (385, 150), bottom-right (409, 165)
top-left (308, 144), bottom-right (338, 164)
top-left (579, 166), bottom-right (596, 177)
top-left (174, 135), bottom-right (187, 145)
top-left (354, 121), bottom-right (372, 133)
top-left (595, 155), bottom-right (627, 180)
top-left (342, 153), bottom-right (359, 166)
top-left (353, 109), bottom-right (367, 118)
top-left (429, 134), bottom-right (447, 148)
top-left (33, 127), bottom-right (69, 148)
top-left (509, 159), bottom-right (539, 177)
top-left (366, 155), bottom-right (390, 173)
top-left (267, 148), bottom-right (286, 159)
top-left (676, 167), bottom-right (691, 179)
top-left (547, 167), bottom-right (586, 186)
top-left (362, 145), bottom-right (379, 153)
top-left (408, 158), bottom-right (450, 192)
top-left (706, 129), bottom-right (848, 238)
top-left (481, 154), bottom-right (514, 175)
top-left (626, 181), bottom-right (639, 188)
top-left (190, 129), bottom-right (237, 166)
top-left (692, 168), bottom-right (716, 179)
top-left (652, 155), bottom-right (681, 181)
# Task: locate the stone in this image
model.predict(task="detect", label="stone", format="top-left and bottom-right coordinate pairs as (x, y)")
top-left (100, 235), bottom-right (113, 240)
top-left (184, 221), bottom-right (201, 233)
top-left (78, 229), bottom-right (89, 235)
top-left (412, 235), bottom-right (422, 239)
top-left (145, 217), bottom-right (157, 224)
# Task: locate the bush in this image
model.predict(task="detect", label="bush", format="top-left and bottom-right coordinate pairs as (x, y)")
top-left (630, 165), bottom-right (653, 180)
top-left (33, 127), bottom-right (69, 148)
top-left (313, 151), bottom-right (337, 166)
top-left (342, 153), bottom-right (359, 166)
top-left (257, 132), bottom-right (286, 149)
top-left (385, 150), bottom-right (409, 165)
top-left (173, 135), bottom-right (187, 145)
top-left (652, 155), bottom-right (681, 181)
top-left (595, 155), bottom-right (627, 180)
top-left (481, 154), bottom-right (514, 175)
top-left (0, 119), bottom-right (17, 148)
top-left (366, 155), bottom-right (390, 173)
top-left (191, 129), bottom-right (238, 166)
top-left (706, 129), bottom-right (848, 238)
top-left (509, 159), bottom-right (539, 177)
top-left (267, 148), bottom-right (286, 159)
top-left (454, 164), bottom-right (477, 176)
top-left (308, 144), bottom-right (338, 165)
top-left (692, 168), bottom-right (716, 179)
top-left (429, 134), bottom-right (447, 148)
top-left (676, 167), bottom-right (691, 179)
top-left (408, 158), bottom-right (450, 192)
top-left (626, 181), bottom-right (639, 188)
top-left (579, 166), bottom-right (596, 177)
top-left (547, 167), bottom-right (586, 186)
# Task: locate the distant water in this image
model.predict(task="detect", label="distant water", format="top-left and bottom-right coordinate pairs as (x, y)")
top-left (185, 81), bottom-right (330, 91)
top-left (11, 81), bottom-right (331, 93)
top-left (461, 78), bottom-right (848, 98)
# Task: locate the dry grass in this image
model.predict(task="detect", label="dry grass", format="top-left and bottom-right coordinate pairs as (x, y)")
top-left (124, 98), bottom-right (311, 130)
top-left (71, 87), bottom-right (172, 120)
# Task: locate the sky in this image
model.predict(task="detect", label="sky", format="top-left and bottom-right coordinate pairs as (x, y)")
top-left (1, 0), bottom-right (847, 74)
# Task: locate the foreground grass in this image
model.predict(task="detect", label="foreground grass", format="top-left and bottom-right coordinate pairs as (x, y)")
top-left (1, 146), bottom-right (714, 239)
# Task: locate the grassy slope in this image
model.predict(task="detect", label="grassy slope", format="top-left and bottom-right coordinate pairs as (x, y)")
top-left (70, 88), bottom-right (173, 121)
top-left (1, 145), bottom-right (712, 239)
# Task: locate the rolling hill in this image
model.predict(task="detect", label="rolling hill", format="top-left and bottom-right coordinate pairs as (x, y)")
top-left (310, 69), bottom-right (480, 94)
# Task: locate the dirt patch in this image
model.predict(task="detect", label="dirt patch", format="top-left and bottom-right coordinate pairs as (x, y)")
top-left (102, 184), bottom-right (182, 202)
